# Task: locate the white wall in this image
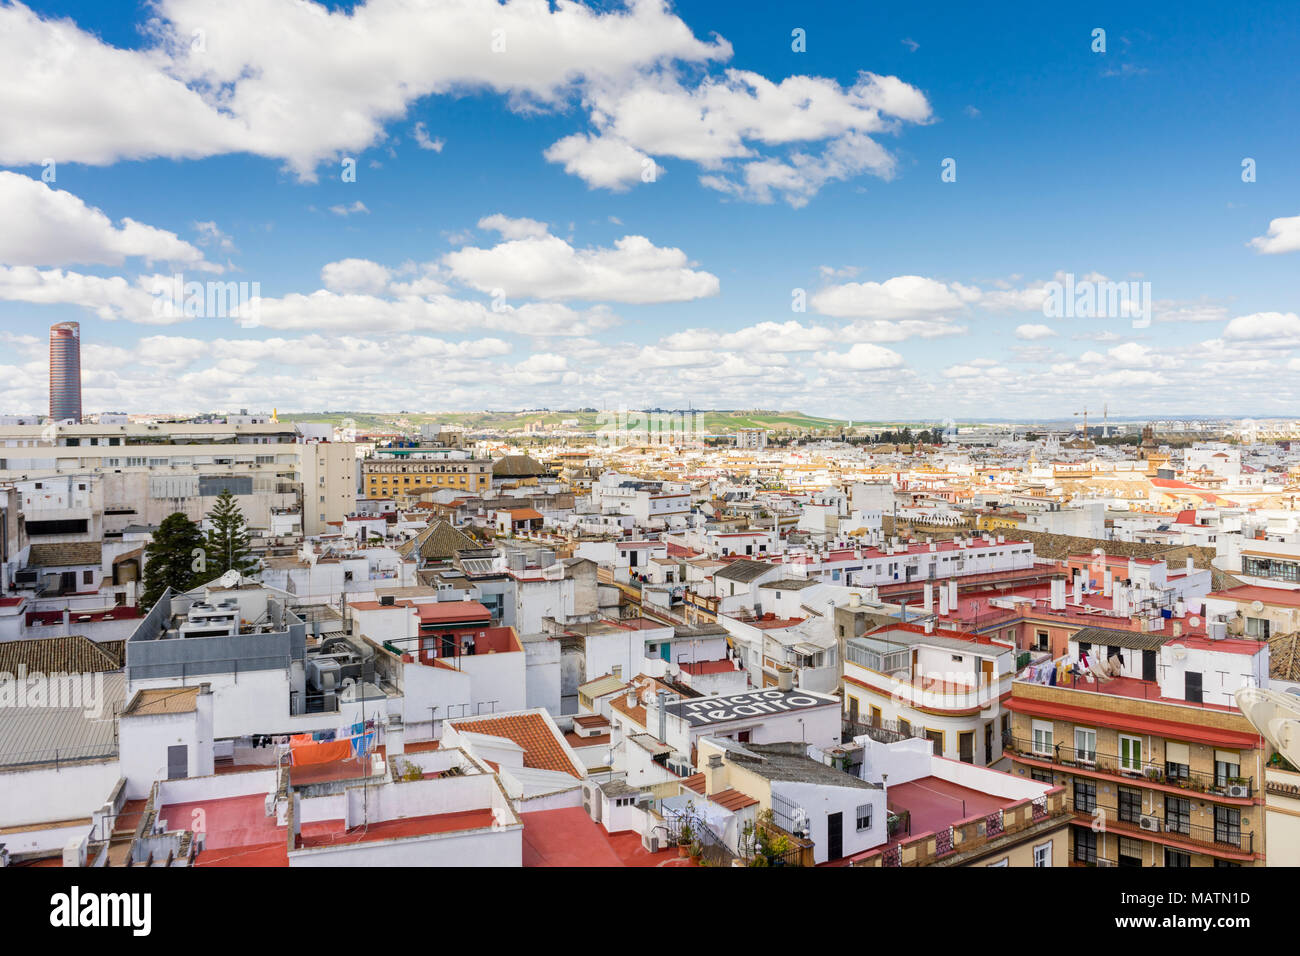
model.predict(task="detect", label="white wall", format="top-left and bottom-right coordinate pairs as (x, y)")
top-left (0, 760), bottom-right (122, 828)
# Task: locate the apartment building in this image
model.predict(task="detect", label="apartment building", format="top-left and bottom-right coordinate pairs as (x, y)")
top-left (1005, 625), bottom-right (1269, 866)
top-left (361, 446), bottom-right (491, 500)
top-left (842, 622), bottom-right (1015, 767)
top-left (0, 421), bottom-right (354, 535)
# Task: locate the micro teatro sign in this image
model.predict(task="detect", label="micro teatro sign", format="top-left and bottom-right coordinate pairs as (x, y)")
top-left (677, 689), bottom-right (824, 726)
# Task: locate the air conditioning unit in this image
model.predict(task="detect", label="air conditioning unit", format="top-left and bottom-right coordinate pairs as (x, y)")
top-left (1138, 815), bottom-right (1159, 832)
top-left (1227, 784), bottom-right (1249, 798)
top-left (641, 832), bottom-right (660, 853)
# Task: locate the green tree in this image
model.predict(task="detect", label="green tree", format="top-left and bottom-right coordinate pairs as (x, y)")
top-left (203, 489), bottom-right (258, 579)
top-left (141, 512), bottom-right (206, 608)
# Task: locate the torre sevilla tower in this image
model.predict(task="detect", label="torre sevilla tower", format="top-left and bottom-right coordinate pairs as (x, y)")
top-left (49, 321), bottom-right (82, 423)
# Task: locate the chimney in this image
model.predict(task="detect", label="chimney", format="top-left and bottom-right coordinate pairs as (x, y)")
top-left (939, 588), bottom-right (950, 615)
top-left (1103, 569), bottom-right (1113, 597)
top-left (924, 618), bottom-right (934, 634)
top-left (923, 583), bottom-right (933, 612)
top-left (705, 752), bottom-right (725, 793)
top-left (948, 579), bottom-right (958, 607)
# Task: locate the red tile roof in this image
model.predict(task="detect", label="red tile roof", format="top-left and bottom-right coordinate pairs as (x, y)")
top-left (681, 773), bottom-right (706, 794)
top-left (709, 788), bottom-right (758, 812)
top-left (417, 601), bottom-right (492, 623)
top-left (451, 713), bottom-right (583, 778)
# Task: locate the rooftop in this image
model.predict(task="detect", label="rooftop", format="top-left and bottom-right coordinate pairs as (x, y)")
top-left (521, 807), bottom-right (690, 867)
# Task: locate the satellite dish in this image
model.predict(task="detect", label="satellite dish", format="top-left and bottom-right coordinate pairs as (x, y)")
top-left (1188, 616), bottom-right (1200, 628)
top-left (1168, 643), bottom-right (1188, 661)
top-left (1237, 686), bottom-right (1300, 770)
top-left (219, 570), bottom-right (241, 588)
top-left (1250, 600), bottom-right (1265, 613)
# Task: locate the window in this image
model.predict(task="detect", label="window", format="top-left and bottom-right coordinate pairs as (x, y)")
top-left (1034, 630), bottom-right (1050, 651)
top-left (1165, 740), bottom-right (1190, 780)
top-left (1032, 720), bottom-right (1053, 756)
top-left (856, 804), bottom-right (872, 831)
top-left (1033, 842), bottom-right (1052, 867)
top-left (1245, 617), bottom-right (1270, 639)
top-left (1117, 787), bottom-right (1142, 824)
top-left (1118, 734), bottom-right (1143, 772)
top-left (1214, 751), bottom-right (1240, 788)
top-left (1214, 806), bottom-right (1241, 847)
top-left (987, 858), bottom-right (1009, 867)
top-left (1030, 768), bottom-right (1053, 784)
top-left (1074, 727), bottom-right (1097, 764)
top-left (1072, 826), bottom-right (1097, 864)
top-left (1165, 796), bottom-right (1190, 835)
top-left (1073, 779), bottom-right (1096, 813)
top-left (82, 569), bottom-right (94, 585)
top-left (1118, 837), bottom-right (1144, 868)
top-left (1165, 849), bottom-right (1191, 868)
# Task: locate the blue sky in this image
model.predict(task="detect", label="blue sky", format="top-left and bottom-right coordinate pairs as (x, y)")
top-left (1, 0), bottom-right (1297, 420)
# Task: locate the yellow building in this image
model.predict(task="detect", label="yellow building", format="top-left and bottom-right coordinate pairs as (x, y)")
top-left (363, 450), bottom-right (491, 500)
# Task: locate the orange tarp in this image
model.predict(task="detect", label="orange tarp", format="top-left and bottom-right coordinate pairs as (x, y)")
top-left (290, 739), bottom-right (352, 765)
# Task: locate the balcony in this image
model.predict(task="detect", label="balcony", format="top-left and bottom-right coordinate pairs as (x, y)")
top-left (1005, 736), bottom-right (1253, 799)
top-left (845, 664), bottom-right (1007, 713)
top-left (1065, 795), bottom-right (1255, 858)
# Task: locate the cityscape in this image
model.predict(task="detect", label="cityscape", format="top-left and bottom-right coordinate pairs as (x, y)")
top-left (0, 0), bottom-right (1295, 917)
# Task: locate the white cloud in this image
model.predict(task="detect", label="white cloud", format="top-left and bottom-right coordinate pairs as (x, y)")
top-left (1248, 215), bottom-right (1300, 255)
top-left (1223, 311), bottom-right (1300, 341)
top-left (443, 232), bottom-right (719, 303)
top-left (0, 0), bottom-right (728, 179)
top-left (0, 172), bottom-right (213, 270)
top-left (544, 134), bottom-right (660, 191)
top-left (320, 258), bottom-right (393, 295)
top-left (812, 275), bottom-right (966, 319)
top-left (328, 201), bottom-right (369, 217)
top-left (813, 342), bottom-right (904, 370)
top-left (411, 121), bottom-right (444, 152)
top-left (1015, 323), bottom-right (1056, 340)
top-left (0, 265), bottom-right (176, 324)
top-left (477, 214), bottom-right (550, 241)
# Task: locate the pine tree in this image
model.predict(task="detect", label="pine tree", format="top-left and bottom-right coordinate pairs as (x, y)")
top-left (141, 512), bottom-right (206, 608)
top-left (203, 489), bottom-right (258, 579)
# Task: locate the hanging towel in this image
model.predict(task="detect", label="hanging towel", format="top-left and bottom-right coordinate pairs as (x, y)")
top-left (350, 732), bottom-right (375, 758)
top-left (290, 739), bottom-right (352, 765)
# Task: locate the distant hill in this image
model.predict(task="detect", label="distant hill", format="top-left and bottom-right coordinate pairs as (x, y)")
top-left (272, 409), bottom-right (915, 434)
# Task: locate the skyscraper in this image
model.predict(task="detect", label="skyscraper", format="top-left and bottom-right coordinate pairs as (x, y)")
top-left (49, 321), bottom-right (82, 423)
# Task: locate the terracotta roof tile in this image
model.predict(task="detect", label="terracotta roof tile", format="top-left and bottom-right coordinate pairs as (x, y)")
top-left (451, 713), bottom-right (582, 778)
top-left (0, 635), bottom-right (124, 674)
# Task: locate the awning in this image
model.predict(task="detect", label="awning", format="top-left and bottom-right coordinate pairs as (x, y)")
top-left (1006, 697), bottom-right (1261, 749)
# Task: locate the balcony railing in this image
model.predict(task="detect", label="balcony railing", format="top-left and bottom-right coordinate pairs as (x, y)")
top-left (1005, 737), bottom-right (1253, 798)
top-left (1065, 795), bottom-right (1254, 855)
top-left (843, 716), bottom-right (930, 746)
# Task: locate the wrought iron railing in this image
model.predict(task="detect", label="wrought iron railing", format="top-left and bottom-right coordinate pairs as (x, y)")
top-left (1005, 736), bottom-right (1253, 798)
top-left (1065, 795), bottom-right (1253, 853)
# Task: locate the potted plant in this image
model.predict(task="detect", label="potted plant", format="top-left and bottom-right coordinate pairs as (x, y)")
top-left (690, 840), bottom-right (703, 863)
top-left (678, 821), bottom-right (693, 857)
